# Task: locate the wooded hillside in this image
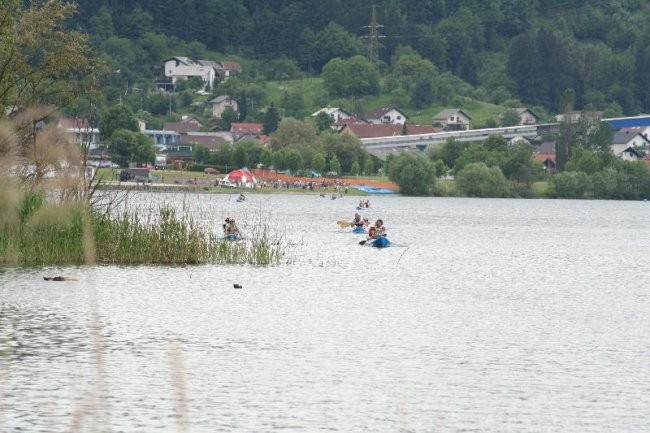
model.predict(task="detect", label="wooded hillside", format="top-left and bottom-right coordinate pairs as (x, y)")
top-left (72, 0), bottom-right (650, 115)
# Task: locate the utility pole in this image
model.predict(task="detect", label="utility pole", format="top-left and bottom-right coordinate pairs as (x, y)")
top-left (361, 5), bottom-right (385, 64)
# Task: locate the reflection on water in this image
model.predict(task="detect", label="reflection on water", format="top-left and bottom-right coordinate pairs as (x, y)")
top-left (1, 194), bottom-right (650, 432)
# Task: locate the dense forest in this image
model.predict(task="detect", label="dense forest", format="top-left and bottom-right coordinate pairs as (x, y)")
top-left (71, 0), bottom-right (650, 116)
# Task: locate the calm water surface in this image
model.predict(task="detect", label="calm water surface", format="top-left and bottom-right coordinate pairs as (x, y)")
top-left (1, 193), bottom-right (649, 432)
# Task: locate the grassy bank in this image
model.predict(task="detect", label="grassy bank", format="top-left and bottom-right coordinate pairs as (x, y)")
top-left (0, 191), bottom-right (286, 266)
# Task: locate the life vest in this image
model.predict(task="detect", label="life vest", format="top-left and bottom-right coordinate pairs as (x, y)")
top-left (369, 226), bottom-right (384, 238)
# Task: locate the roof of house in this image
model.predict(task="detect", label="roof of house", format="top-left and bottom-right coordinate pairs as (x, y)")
top-left (163, 121), bottom-right (201, 134)
top-left (333, 116), bottom-right (369, 127)
top-left (220, 61), bottom-right (242, 72)
top-left (164, 56), bottom-right (193, 65)
top-left (433, 108), bottom-right (472, 120)
top-left (536, 142), bottom-right (556, 153)
top-left (58, 118), bottom-right (93, 129)
top-left (311, 107), bottom-right (353, 117)
top-left (364, 107), bottom-right (407, 119)
top-left (197, 60), bottom-right (222, 69)
top-left (612, 131), bottom-right (650, 145)
top-left (516, 107), bottom-right (539, 118)
top-left (209, 95), bottom-right (236, 104)
top-left (231, 123), bottom-right (264, 135)
top-left (341, 123), bottom-right (439, 138)
top-left (183, 132), bottom-right (232, 148)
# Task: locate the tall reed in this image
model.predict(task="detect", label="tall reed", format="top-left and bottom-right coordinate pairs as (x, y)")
top-left (0, 191), bottom-right (287, 266)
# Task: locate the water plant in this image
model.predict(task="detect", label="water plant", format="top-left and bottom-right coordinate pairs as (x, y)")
top-left (0, 193), bottom-right (286, 266)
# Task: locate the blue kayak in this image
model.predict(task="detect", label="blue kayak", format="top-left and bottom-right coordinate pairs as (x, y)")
top-left (351, 226), bottom-right (367, 234)
top-left (356, 206), bottom-right (370, 211)
top-left (223, 233), bottom-right (242, 241)
top-left (368, 236), bottom-right (390, 248)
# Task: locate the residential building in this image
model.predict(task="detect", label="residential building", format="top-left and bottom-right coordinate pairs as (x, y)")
top-left (611, 130), bottom-right (650, 160)
top-left (515, 108), bottom-right (540, 125)
top-left (340, 123), bottom-right (438, 139)
top-left (533, 141), bottom-right (557, 173)
top-left (57, 118), bottom-right (101, 150)
top-left (554, 110), bottom-right (603, 123)
top-left (209, 95), bottom-right (238, 119)
top-left (163, 56), bottom-right (216, 90)
top-left (311, 107), bottom-right (353, 122)
top-left (433, 109), bottom-right (472, 130)
top-left (231, 123), bottom-right (264, 141)
top-left (364, 107), bottom-right (408, 125)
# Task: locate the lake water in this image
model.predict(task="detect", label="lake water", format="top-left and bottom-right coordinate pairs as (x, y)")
top-left (1, 193), bottom-right (649, 432)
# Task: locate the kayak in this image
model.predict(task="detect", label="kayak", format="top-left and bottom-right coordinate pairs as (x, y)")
top-left (223, 233), bottom-right (242, 241)
top-left (351, 226), bottom-right (367, 234)
top-left (356, 206), bottom-right (370, 211)
top-left (368, 236), bottom-right (390, 248)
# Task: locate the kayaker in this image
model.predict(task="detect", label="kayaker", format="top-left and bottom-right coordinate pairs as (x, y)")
top-left (223, 217), bottom-right (241, 237)
top-left (237, 193), bottom-right (246, 202)
top-left (351, 213), bottom-right (365, 227)
top-left (367, 219), bottom-right (386, 240)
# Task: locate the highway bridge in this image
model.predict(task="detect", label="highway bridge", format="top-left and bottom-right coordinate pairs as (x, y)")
top-left (360, 124), bottom-right (555, 159)
top-left (360, 115), bottom-right (650, 159)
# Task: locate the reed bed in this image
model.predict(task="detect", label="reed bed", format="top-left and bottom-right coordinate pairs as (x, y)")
top-left (0, 190), bottom-right (287, 266)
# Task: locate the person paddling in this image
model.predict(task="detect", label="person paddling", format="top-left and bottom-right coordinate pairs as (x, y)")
top-left (223, 217), bottom-right (241, 238)
top-left (367, 219), bottom-right (386, 240)
top-left (351, 213), bottom-right (365, 227)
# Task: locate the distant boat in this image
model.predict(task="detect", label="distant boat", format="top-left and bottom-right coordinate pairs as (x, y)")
top-left (367, 236), bottom-right (390, 248)
top-left (352, 186), bottom-right (398, 194)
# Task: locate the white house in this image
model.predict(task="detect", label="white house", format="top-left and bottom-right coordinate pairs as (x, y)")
top-left (164, 56), bottom-right (216, 90)
top-left (612, 146), bottom-right (642, 161)
top-left (209, 95), bottom-right (238, 119)
top-left (433, 109), bottom-right (472, 130)
top-left (618, 126), bottom-right (650, 140)
top-left (311, 107), bottom-right (353, 122)
top-left (364, 107), bottom-right (408, 125)
top-left (515, 108), bottom-right (539, 125)
top-left (610, 130), bottom-right (650, 160)
top-left (554, 110), bottom-right (603, 123)
top-left (57, 118), bottom-right (101, 150)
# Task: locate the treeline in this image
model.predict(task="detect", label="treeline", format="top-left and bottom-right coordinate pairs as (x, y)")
top-left (387, 133), bottom-right (650, 200)
top-left (71, 0), bottom-right (650, 114)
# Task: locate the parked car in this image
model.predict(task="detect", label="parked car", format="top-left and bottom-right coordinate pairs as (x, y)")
top-left (217, 179), bottom-right (237, 188)
top-left (204, 167), bottom-right (220, 175)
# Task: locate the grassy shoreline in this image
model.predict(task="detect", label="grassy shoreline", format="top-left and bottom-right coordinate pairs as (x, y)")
top-left (0, 190), bottom-right (287, 267)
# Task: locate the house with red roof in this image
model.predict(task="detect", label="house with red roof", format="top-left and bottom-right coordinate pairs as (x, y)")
top-left (231, 122), bottom-right (264, 141)
top-left (533, 141), bottom-right (557, 173)
top-left (340, 123), bottom-right (438, 139)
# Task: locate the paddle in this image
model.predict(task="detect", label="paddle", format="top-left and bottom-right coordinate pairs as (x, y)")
top-left (337, 220), bottom-right (352, 228)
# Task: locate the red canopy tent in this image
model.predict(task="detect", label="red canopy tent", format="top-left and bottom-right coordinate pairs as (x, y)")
top-left (224, 168), bottom-right (257, 185)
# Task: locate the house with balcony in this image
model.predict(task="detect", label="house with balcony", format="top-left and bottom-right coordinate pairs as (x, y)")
top-left (364, 107), bottom-right (408, 125)
top-left (433, 109), bottom-right (472, 131)
top-left (163, 56), bottom-right (216, 90)
top-left (57, 118), bottom-right (101, 150)
top-left (610, 130), bottom-right (649, 160)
